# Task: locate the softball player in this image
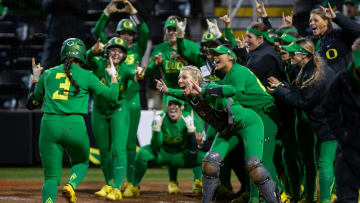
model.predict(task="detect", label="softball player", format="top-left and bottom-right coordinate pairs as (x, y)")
top-left (156, 65), bottom-right (281, 203)
top-left (87, 37), bottom-right (145, 200)
top-left (27, 38), bottom-right (119, 203)
top-left (124, 96), bottom-right (205, 197)
top-left (94, 0), bottom-right (149, 189)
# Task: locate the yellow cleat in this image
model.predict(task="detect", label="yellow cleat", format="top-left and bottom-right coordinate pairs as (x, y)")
top-left (192, 179), bottom-right (202, 195)
top-left (94, 185), bottom-right (113, 197)
top-left (106, 188), bottom-right (122, 200)
top-left (281, 192), bottom-right (291, 203)
top-left (123, 183), bottom-right (140, 198)
top-left (331, 194), bottom-right (337, 203)
top-left (124, 182), bottom-right (131, 191)
top-left (62, 183), bottom-right (76, 203)
top-left (168, 181), bottom-right (179, 194)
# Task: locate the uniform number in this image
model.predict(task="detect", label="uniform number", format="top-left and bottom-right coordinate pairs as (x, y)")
top-left (52, 73), bottom-right (71, 100)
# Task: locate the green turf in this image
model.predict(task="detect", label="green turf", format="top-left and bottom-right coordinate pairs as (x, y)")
top-left (0, 167), bottom-right (239, 183)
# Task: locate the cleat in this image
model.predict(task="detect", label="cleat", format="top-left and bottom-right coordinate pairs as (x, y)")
top-left (231, 191), bottom-right (250, 203)
top-left (216, 184), bottom-right (234, 200)
top-left (331, 194), bottom-right (337, 203)
top-left (62, 183), bottom-right (76, 203)
top-left (192, 179), bottom-right (202, 195)
top-left (106, 188), bottom-right (122, 200)
top-left (123, 183), bottom-right (140, 198)
top-left (168, 181), bottom-right (179, 194)
top-left (94, 185), bottom-right (113, 197)
top-left (281, 192), bottom-right (291, 203)
top-left (124, 182), bottom-right (131, 191)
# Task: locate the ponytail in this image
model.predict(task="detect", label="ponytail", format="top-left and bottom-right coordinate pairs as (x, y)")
top-left (64, 58), bottom-right (81, 95)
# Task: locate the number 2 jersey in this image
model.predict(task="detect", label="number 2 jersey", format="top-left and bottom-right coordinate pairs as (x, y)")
top-left (29, 64), bottom-right (119, 115)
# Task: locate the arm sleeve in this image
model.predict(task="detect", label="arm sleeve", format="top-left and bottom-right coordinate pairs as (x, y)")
top-left (177, 38), bottom-right (205, 66)
top-left (88, 73), bottom-right (119, 102)
top-left (27, 73), bottom-right (45, 110)
top-left (261, 17), bottom-right (272, 29)
top-left (167, 88), bottom-right (187, 101)
top-left (202, 84), bottom-right (236, 97)
top-left (273, 83), bottom-right (322, 108)
top-left (136, 22), bottom-right (150, 58)
top-left (94, 12), bottom-right (110, 43)
top-left (86, 49), bottom-right (102, 72)
top-left (150, 130), bottom-right (163, 151)
top-left (334, 12), bottom-right (360, 44)
top-left (224, 28), bottom-right (237, 47)
top-left (323, 75), bottom-right (347, 139)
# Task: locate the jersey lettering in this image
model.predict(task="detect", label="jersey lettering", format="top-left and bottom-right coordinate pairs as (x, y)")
top-left (163, 133), bottom-right (183, 144)
top-left (52, 73), bottom-right (71, 100)
top-left (247, 69), bottom-right (266, 92)
top-left (125, 54), bottom-right (135, 64)
top-left (165, 60), bottom-right (184, 73)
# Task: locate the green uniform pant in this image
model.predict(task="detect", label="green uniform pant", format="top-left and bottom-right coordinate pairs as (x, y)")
top-left (40, 114), bottom-right (89, 203)
top-left (125, 91), bottom-right (141, 184)
top-left (132, 145), bottom-right (205, 186)
top-left (92, 107), bottom-right (129, 189)
top-left (318, 140), bottom-right (337, 203)
top-left (249, 105), bottom-right (282, 203)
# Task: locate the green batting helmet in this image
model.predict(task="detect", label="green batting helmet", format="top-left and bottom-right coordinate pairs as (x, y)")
top-left (60, 38), bottom-right (87, 64)
top-left (116, 19), bottom-right (137, 34)
top-left (164, 18), bottom-right (177, 29)
top-left (104, 37), bottom-right (128, 58)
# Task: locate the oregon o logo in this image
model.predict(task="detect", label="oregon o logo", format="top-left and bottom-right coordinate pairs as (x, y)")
top-left (205, 33), bottom-right (214, 40)
top-left (66, 41), bottom-right (75, 46)
top-left (169, 19), bottom-right (176, 24)
top-left (114, 38), bottom-right (124, 45)
top-left (326, 49), bottom-right (338, 59)
top-left (123, 21), bottom-right (133, 28)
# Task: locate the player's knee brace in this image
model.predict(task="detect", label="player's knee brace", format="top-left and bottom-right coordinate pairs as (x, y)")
top-left (201, 151), bottom-right (222, 203)
top-left (246, 156), bottom-right (281, 203)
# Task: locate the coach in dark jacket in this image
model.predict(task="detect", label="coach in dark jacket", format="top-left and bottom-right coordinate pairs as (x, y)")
top-left (268, 38), bottom-right (336, 202)
top-left (238, 22), bottom-right (284, 86)
top-left (309, 6), bottom-right (360, 73)
top-left (323, 38), bottom-right (360, 202)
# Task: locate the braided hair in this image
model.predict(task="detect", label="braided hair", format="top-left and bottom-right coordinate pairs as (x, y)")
top-left (64, 58), bottom-right (81, 95)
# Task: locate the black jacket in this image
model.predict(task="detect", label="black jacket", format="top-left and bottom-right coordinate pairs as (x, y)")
top-left (274, 60), bottom-right (336, 142)
top-left (323, 66), bottom-right (360, 149)
top-left (310, 12), bottom-right (360, 73)
top-left (239, 42), bottom-right (284, 86)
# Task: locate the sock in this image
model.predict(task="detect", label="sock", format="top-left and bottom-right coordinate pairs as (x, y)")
top-left (126, 150), bottom-right (136, 183)
top-left (113, 153), bottom-right (127, 189)
top-left (69, 163), bottom-right (88, 189)
top-left (168, 166), bottom-right (178, 182)
top-left (42, 180), bottom-right (58, 203)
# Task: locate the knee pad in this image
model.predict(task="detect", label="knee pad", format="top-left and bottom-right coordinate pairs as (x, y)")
top-left (246, 156), bottom-right (281, 203)
top-left (202, 151), bottom-right (222, 178)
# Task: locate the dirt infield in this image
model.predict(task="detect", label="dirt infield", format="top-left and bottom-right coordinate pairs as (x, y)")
top-left (0, 180), bottom-right (241, 202)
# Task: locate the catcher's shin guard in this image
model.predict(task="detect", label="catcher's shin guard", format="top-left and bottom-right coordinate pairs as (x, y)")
top-left (246, 156), bottom-right (281, 203)
top-left (202, 151), bottom-right (222, 203)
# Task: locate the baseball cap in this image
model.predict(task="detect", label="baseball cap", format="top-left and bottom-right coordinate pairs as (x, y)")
top-left (166, 96), bottom-right (185, 106)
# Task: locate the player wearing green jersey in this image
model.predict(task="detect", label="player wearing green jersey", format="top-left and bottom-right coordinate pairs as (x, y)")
top-left (87, 37), bottom-right (145, 200)
top-left (124, 96), bottom-right (205, 197)
top-left (208, 45), bottom-right (282, 202)
top-left (94, 0), bottom-right (149, 189)
top-left (27, 38), bottom-right (120, 203)
top-left (155, 65), bottom-right (281, 203)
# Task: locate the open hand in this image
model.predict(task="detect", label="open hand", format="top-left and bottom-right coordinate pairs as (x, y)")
top-left (320, 3), bottom-right (336, 20)
top-left (254, 0), bottom-right (267, 17)
top-left (135, 61), bottom-right (146, 81)
top-left (153, 53), bottom-right (164, 66)
top-left (31, 58), bottom-right (43, 82)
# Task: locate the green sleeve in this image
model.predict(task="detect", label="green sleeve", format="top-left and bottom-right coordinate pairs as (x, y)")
top-left (145, 48), bottom-right (162, 77)
top-left (135, 22), bottom-right (150, 58)
top-left (88, 73), bottom-right (119, 102)
top-left (224, 28), bottom-right (237, 47)
top-left (167, 88), bottom-right (186, 101)
top-left (176, 38), bottom-right (205, 66)
top-left (94, 12), bottom-right (110, 43)
top-left (150, 130), bottom-right (163, 151)
top-left (86, 49), bottom-right (102, 70)
top-left (229, 68), bottom-right (246, 93)
top-left (33, 72), bottom-right (46, 100)
top-left (124, 63), bottom-right (136, 81)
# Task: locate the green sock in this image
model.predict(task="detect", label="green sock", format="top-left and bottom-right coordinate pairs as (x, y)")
top-left (168, 166), bottom-right (178, 182)
top-left (192, 166), bottom-right (202, 181)
top-left (69, 163), bottom-right (88, 189)
top-left (133, 158), bottom-right (147, 187)
top-left (100, 151), bottom-right (113, 186)
top-left (126, 150), bottom-right (136, 183)
top-left (113, 154), bottom-right (127, 189)
top-left (42, 180), bottom-right (58, 203)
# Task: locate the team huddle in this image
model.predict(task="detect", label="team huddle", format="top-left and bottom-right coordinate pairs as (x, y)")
top-left (26, 0), bottom-right (360, 203)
